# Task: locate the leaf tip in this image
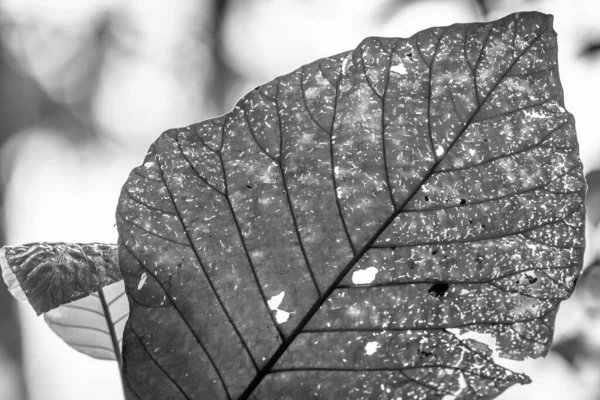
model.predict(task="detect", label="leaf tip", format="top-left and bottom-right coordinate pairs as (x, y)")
top-left (0, 247), bottom-right (27, 302)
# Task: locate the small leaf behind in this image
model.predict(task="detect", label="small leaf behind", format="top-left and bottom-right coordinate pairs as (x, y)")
top-left (1, 243), bottom-right (121, 314)
top-left (44, 280), bottom-right (128, 361)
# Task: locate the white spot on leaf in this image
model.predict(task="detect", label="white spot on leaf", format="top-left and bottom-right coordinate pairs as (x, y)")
top-left (524, 109), bottom-right (548, 119)
top-left (267, 291), bottom-right (285, 310)
top-left (305, 87), bottom-right (319, 99)
top-left (447, 328), bottom-right (498, 358)
top-left (274, 310), bottom-right (290, 324)
top-left (352, 267), bottom-right (378, 284)
top-left (267, 291), bottom-right (291, 324)
top-left (391, 63), bottom-right (407, 75)
top-left (364, 341), bottom-right (380, 355)
top-left (342, 55), bottom-right (351, 74)
top-left (137, 272), bottom-right (147, 290)
top-left (436, 145), bottom-right (444, 157)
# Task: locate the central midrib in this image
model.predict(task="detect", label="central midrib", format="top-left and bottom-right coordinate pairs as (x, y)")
top-left (238, 19), bottom-right (551, 399)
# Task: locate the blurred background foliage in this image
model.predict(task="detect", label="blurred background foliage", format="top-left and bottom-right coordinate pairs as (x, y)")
top-left (0, 0), bottom-right (599, 399)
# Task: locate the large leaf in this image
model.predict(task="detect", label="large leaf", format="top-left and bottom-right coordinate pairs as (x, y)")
top-left (116, 12), bottom-right (585, 399)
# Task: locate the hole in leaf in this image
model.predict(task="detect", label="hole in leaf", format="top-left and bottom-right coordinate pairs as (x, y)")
top-left (254, 86), bottom-right (261, 91)
top-left (527, 276), bottom-right (538, 284)
top-left (425, 195), bottom-right (430, 201)
top-left (418, 348), bottom-right (432, 358)
top-left (432, 250), bottom-right (438, 255)
top-left (482, 224), bottom-right (486, 229)
top-left (460, 199), bottom-right (466, 205)
top-left (405, 52), bottom-right (413, 58)
top-left (246, 184), bottom-right (253, 189)
top-left (428, 283), bottom-right (449, 298)
top-left (475, 255), bottom-right (484, 268)
top-left (469, 219), bottom-right (473, 224)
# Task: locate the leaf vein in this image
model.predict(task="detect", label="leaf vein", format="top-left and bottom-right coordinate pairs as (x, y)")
top-left (131, 328), bottom-right (194, 400)
top-left (242, 100), bottom-right (279, 162)
top-left (426, 30), bottom-right (444, 163)
top-left (218, 119), bottom-right (286, 341)
top-left (239, 18), bottom-right (555, 399)
top-left (329, 68), bottom-right (357, 256)
top-left (434, 115), bottom-right (572, 174)
top-left (60, 304), bottom-right (105, 317)
top-left (125, 190), bottom-right (177, 216)
top-left (382, 40), bottom-right (400, 209)
top-left (122, 242), bottom-right (231, 399)
top-left (276, 81), bottom-right (321, 296)
top-left (157, 144), bottom-right (260, 367)
top-left (175, 134), bottom-right (226, 196)
top-left (98, 287), bottom-right (123, 366)
top-left (300, 66), bottom-right (331, 135)
top-left (119, 214), bottom-right (191, 248)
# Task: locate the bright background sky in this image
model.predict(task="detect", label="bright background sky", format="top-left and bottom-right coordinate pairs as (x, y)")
top-left (0, 0), bottom-right (599, 399)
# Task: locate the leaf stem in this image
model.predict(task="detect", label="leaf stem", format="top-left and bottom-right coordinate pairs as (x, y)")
top-left (98, 288), bottom-right (126, 398)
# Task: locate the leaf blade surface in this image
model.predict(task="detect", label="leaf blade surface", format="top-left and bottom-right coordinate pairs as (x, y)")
top-left (116, 11), bottom-right (585, 399)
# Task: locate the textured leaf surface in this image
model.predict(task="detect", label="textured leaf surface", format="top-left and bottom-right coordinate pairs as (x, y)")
top-left (1, 243), bottom-right (121, 315)
top-left (116, 12), bottom-right (585, 400)
top-left (44, 280), bottom-right (128, 361)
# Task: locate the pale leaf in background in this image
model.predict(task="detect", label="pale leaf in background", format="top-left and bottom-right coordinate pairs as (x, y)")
top-left (44, 281), bottom-right (128, 361)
